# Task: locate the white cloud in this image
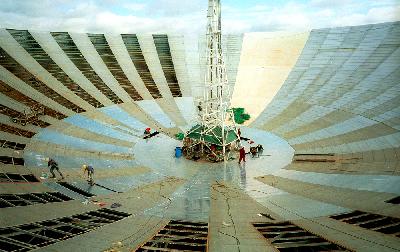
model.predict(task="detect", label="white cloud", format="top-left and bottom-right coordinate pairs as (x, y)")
top-left (0, 0), bottom-right (398, 34)
top-left (123, 3), bottom-right (146, 11)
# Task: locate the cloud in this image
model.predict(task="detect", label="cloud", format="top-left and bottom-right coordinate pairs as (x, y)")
top-left (310, 0), bottom-right (355, 8)
top-left (122, 3), bottom-right (146, 11)
top-left (0, 0), bottom-right (398, 34)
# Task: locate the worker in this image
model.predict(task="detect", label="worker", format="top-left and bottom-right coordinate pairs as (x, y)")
top-left (144, 127), bottom-right (151, 135)
top-left (238, 146), bottom-right (246, 163)
top-left (82, 164), bottom-right (94, 185)
top-left (47, 158), bottom-right (64, 179)
top-left (257, 144), bottom-right (264, 157)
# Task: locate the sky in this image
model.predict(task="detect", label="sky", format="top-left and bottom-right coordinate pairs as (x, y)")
top-left (0, 0), bottom-right (399, 34)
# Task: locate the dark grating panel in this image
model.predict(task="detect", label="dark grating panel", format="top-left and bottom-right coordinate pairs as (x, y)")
top-left (253, 222), bottom-right (348, 251)
top-left (88, 33), bottom-right (142, 101)
top-left (0, 173), bottom-right (39, 183)
top-left (0, 79), bottom-right (65, 119)
top-left (0, 139), bottom-right (26, 150)
top-left (51, 32), bottom-right (123, 104)
top-left (0, 48), bottom-right (83, 113)
top-left (0, 123), bottom-right (35, 138)
top-left (8, 29), bottom-right (103, 109)
top-left (153, 34), bottom-right (182, 97)
top-left (136, 220), bottom-right (208, 251)
top-left (21, 174), bottom-right (39, 182)
top-left (386, 196), bottom-right (400, 205)
top-left (0, 156), bottom-right (24, 166)
top-left (57, 181), bottom-right (95, 197)
top-left (121, 34), bottom-right (162, 99)
top-left (330, 211), bottom-right (400, 237)
top-left (0, 192), bottom-right (72, 208)
top-left (0, 104), bottom-right (49, 128)
top-left (0, 208), bottom-right (131, 251)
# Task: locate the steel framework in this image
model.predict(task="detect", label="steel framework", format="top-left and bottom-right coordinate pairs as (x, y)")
top-left (184, 0), bottom-right (238, 162)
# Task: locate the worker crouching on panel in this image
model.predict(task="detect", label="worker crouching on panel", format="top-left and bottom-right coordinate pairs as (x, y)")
top-left (82, 164), bottom-right (95, 185)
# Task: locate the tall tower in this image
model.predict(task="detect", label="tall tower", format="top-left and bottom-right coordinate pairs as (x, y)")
top-left (201, 0), bottom-right (230, 130)
top-left (184, 0), bottom-right (238, 162)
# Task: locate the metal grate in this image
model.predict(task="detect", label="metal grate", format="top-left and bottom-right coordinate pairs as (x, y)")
top-left (121, 34), bottom-right (162, 99)
top-left (0, 48), bottom-right (83, 113)
top-left (253, 222), bottom-right (348, 251)
top-left (153, 34), bottom-right (182, 97)
top-left (0, 192), bottom-right (73, 209)
top-left (0, 104), bottom-right (49, 128)
top-left (0, 208), bottom-right (131, 251)
top-left (0, 173), bottom-right (38, 183)
top-left (0, 156), bottom-right (24, 166)
top-left (0, 79), bottom-right (65, 120)
top-left (51, 32), bottom-right (123, 104)
top-left (88, 33), bottom-right (142, 101)
top-left (385, 196), bottom-right (400, 205)
top-left (0, 123), bottom-right (35, 138)
top-left (330, 211), bottom-right (400, 238)
top-left (56, 182), bottom-right (95, 197)
top-left (8, 29), bottom-right (102, 109)
top-left (0, 139), bottom-right (26, 150)
top-left (137, 220), bottom-right (208, 251)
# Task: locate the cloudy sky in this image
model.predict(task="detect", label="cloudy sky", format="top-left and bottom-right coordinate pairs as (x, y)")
top-left (0, 0), bottom-right (399, 34)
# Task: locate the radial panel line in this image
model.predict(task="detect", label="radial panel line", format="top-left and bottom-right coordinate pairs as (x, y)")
top-left (0, 79), bottom-right (65, 120)
top-left (8, 29), bottom-right (103, 109)
top-left (121, 34), bottom-right (162, 99)
top-left (0, 103), bottom-right (49, 128)
top-left (88, 33), bottom-right (142, 101)
top-left (0, 123), bottom-right (35, 138)
top-left (153, 34), bottom-right (182, 97)
top-left (51, 32), bottom-right (123, 104)
top-left (0, 48), bottom-right (83, 113)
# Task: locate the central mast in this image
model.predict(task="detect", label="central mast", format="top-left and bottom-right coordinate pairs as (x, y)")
top-left (183, 0), bottom-right (238, 162)
top-left (200, 0), bottom-right (235, 157)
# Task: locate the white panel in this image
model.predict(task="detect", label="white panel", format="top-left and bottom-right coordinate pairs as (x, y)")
top-left (0, 65), bottom-right (73, 116)
top-left (168, 35), bottom-right (191, 97)
top-left (105, 34), bottom-right (153, 100)
top-left (0, 29), bottom-right (94, 111)
top-left (184, 34), bottom-right (203, 99)
top-left (69, 32), bottom-right (133, 103)
top-left (0, 92), bottom-right (30, 113)
top-left (0, 114), bottom-right (40, 133)
top-left (31, 31), bottom-right (113, 107)
top-left (137, 34), bottom-right (173, 99)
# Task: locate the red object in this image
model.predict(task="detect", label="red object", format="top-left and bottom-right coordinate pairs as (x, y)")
top-left (145, 128), bottom-right (151, 133)
top-left (239, 147), bottom-right (246, 162)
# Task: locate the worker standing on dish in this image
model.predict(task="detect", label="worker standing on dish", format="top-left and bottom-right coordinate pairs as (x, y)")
top-left (47, 158), bottom-right (64, 180)
top-left (238, 146), bottom-right (246, 163)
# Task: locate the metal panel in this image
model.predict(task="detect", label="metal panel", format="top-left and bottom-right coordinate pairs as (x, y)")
top-left (88, 33), bottom-right (142, 101)
top-left (8, 29), bottom-right (103, 109)
top-left (121, 34), bottom-right (162, 99)
top-left (0, 48), bottom-right (83, 113)
top-left (51, 32), bottom-right (123, 104)
top-left (153, 34), bottom-right (182, 97)
top-left (0, 80), bottom-right (65, 120)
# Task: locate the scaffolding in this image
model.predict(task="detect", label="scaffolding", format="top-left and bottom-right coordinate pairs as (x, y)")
top-left (183, 0), bottom-right (239, 162)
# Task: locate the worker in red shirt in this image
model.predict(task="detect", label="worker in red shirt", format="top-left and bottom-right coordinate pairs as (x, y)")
top-left (238, 146), bottom-right (246, 163)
